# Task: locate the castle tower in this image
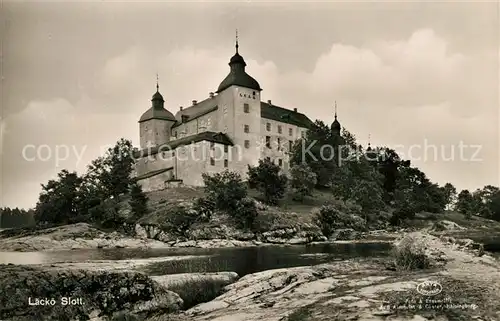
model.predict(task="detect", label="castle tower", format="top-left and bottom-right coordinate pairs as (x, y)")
top-left (215, 30), bottom-right (262, 175)
top-left (138, 78), bottom-right (176, 149)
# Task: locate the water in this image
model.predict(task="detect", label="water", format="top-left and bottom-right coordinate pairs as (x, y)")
top-left (0, 242), bottom-right (392, 277)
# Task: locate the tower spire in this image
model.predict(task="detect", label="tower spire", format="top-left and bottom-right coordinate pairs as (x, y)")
top-left (235, 29), bottom-right (239, 53)
top-left (156, 73), bottom-right (159, 92)
top-left (334, 101), bottom-right (338, 120)
top-left (368, 134), bottom-right (371, 147)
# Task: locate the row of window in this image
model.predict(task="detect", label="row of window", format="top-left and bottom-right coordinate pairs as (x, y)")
top-left (210, 158), bottom-right (229, 167)
top-left (243, 123), bottom-right (294, 136)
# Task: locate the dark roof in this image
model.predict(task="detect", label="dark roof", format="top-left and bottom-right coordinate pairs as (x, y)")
top-left (133, 131), bottom-right (234, 158)
top-left (172, 99), bottom-right (218, 128)
top-left (135, 167), bottom-right (173, 181)
top-left (331, 119), bottom-right (341, 131)
top-left (217, 52), bottom-right (261, 93)
top-left (261, 102), bottom-right (314, 129)
top-left (139, 90), bottom-right (176, 123)
top-left (139, 107), bottom-right (176, 123)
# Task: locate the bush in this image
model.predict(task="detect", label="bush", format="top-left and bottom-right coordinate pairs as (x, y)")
top-left (247, 159), bottom-right (288, 205)
top-left (234, 197), bottom-right (258, 229)
top-left (162, 205), bottom-right (201, 237)
top-left (392, 235), bottom-right (431, 270)
top-left (128, 182), bottom-right (148, 222)
top-left (202, 171), bottom-right (247, 213)
top-left (313, 201), bottom-right (366, 238)
top-left (192, 197), bottom-right (215, 222)
top-left (290, 164), bottom-right (317, 201)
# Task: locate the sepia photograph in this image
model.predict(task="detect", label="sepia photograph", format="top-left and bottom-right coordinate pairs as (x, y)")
top-left (0, 1), bottom-right (499, 320)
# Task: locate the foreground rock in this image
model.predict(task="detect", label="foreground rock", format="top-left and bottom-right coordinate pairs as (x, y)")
top-left (177, 232), bottom-right (500, 321)
top-left (0, 265), bottom-right (183, 321)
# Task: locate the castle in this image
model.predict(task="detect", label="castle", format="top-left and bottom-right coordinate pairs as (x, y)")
top-left (133, 37), bottom-right (342, 192)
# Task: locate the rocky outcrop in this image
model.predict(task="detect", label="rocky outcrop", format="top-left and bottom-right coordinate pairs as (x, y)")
top-left (151, 272), bottom-right (239, 290)
top-left (0, 265), bottom-right (183, 321)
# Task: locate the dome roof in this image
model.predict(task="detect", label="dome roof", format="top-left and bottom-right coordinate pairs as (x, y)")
top-left (152, 91), bottom-right (164, 101)
top-left (331, 118), bottom-right (341, 132)
top-left (139, 107), bottom-right (176, 123)
top-left (217, 51), bottom-right (261, 93)
top-left (139, 90), bottom-right (176, 123)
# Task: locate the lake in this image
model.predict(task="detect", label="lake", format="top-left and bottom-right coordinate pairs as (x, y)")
top-left (0, 242), bottom-right (392, 277)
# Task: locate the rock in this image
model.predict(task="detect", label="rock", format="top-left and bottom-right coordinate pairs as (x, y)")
top-left (431, 220), bottom-right (466, 232)
top-left (0, 265), bottom-right (182, 321)
top-left (151, 272), bottom-right (239, 290)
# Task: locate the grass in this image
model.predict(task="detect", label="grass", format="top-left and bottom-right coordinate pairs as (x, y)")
top-left (165, 278), bottom-right (229, 309)
top-left (286, 306), bottom-right (313, 321)
top-left (392, 235), bottom-right (431, 271)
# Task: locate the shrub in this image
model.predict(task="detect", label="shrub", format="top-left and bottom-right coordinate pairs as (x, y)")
top-left (290, 164), bottom-right (317, 201)
top-left (192, 197), bottom-right (215, 222)
top-left (202, 171), bottom-right (247, 213)
top-left (247, 159), bottom-right (288, 205)
top-left (128, 182), bottom-right (148, 221)
top-left (234, 197), bottom-right (259, 229)
top-left (392, 235), bottom-right (431, 270)
top-left (162, 205), bottom-right (200, 237)
top-left (167, 279), bottom-right (228, 309)
top-left (313, 201), bottom-right (365, 237)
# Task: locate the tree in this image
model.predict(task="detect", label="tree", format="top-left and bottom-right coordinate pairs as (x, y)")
top-left (128, 182), bottom-right (148, 221)
top-left (202, 170), bottom-right (247, 213)
top-left (247, 158), bottom-right (288, 205)
top-left (290, 163), bottom-right (317, 201)
top-left (34, 170), bottom-right (83, 224)
top-left (441, 183), bottom-right (457, 210)
top-left (455, 189), bottom-right (474, 218)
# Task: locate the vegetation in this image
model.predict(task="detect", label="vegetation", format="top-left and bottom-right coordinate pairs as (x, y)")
top-left (289, 163), bottom-right (317, 201)
top-left (392, 235), bottom-right (431, 270)
top-left (21, 115), bottom-right (500, 239)
top-left (32, 139), bottom-right (148, 229)
top-left (248, 158), bottom-right (288, 205)
top-left (0, 207), bottom-right (35, 228)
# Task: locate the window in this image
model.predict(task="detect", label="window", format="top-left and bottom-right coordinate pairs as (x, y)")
top-left (210, 142), bottom-right (215, 149)
top-left (278, 125), bottom-right (282, 134)
top-left (301, 131), bottom-right (306, 139)
top-left (277, 137), bottom-right (281, 151)
top-left (244, 103), bottom-right (250, 113)
top-left (289, 128), bottom-right (293, 136)
top-left (210, 157), bottom-right (215, 166)
top-left (244, 125), bottom-right (249, 133)
top-left (289, 140), bottom-right (293, 151)
top-left (224, 145), bottom-right (228, 153)
top-left (266, 136), bottom-right (271, 149)
top-left (266, 123), bottom-right (271, 131)
top-left (266, 157), bottom-right (271, 162)
top-left (174, 131), bottom-right (177, 138)
top-left (278, 159), bottom-right (283, 167)
top-left (224, 159), bottom-right (228, 167)
top-left (244, 140), bottom-right (250, 148)
top-left (152, 154), bottom-right (156, 160)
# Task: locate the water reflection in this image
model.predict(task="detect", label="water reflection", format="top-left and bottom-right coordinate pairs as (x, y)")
top-left (0, 242), bottom-right (392, 276)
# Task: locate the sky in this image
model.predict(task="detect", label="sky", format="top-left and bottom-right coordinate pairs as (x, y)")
top-left (1, 1), bottom-right (499, 210)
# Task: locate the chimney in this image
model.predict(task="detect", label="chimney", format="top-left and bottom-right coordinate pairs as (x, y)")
top-left (192, 100), bottom-right (197, 105)
top-left (180, 106), bottom-right (183, 111)
top-left (181, 115), bottom-right (189, 123)
top-left (267, 100), bottom-right (272, 105)
top-left (209, 92), bottom-right (214, 98)
top-left (293, 108), bottom-right (297, 112)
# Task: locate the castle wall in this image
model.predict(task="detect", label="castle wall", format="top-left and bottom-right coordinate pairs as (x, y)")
top-left (139, 119), bottom-right (173, 149)
top-left (260, 118), bottom-right (308, 173)
top-left (171, 111), bottom-right (217, 139)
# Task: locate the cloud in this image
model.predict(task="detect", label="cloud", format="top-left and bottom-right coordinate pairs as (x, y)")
top-left (3, 28), bottom-right (498, 208)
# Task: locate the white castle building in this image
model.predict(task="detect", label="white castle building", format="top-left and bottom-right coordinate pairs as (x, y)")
top-left (133, 38), bottom-right (341, 192)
